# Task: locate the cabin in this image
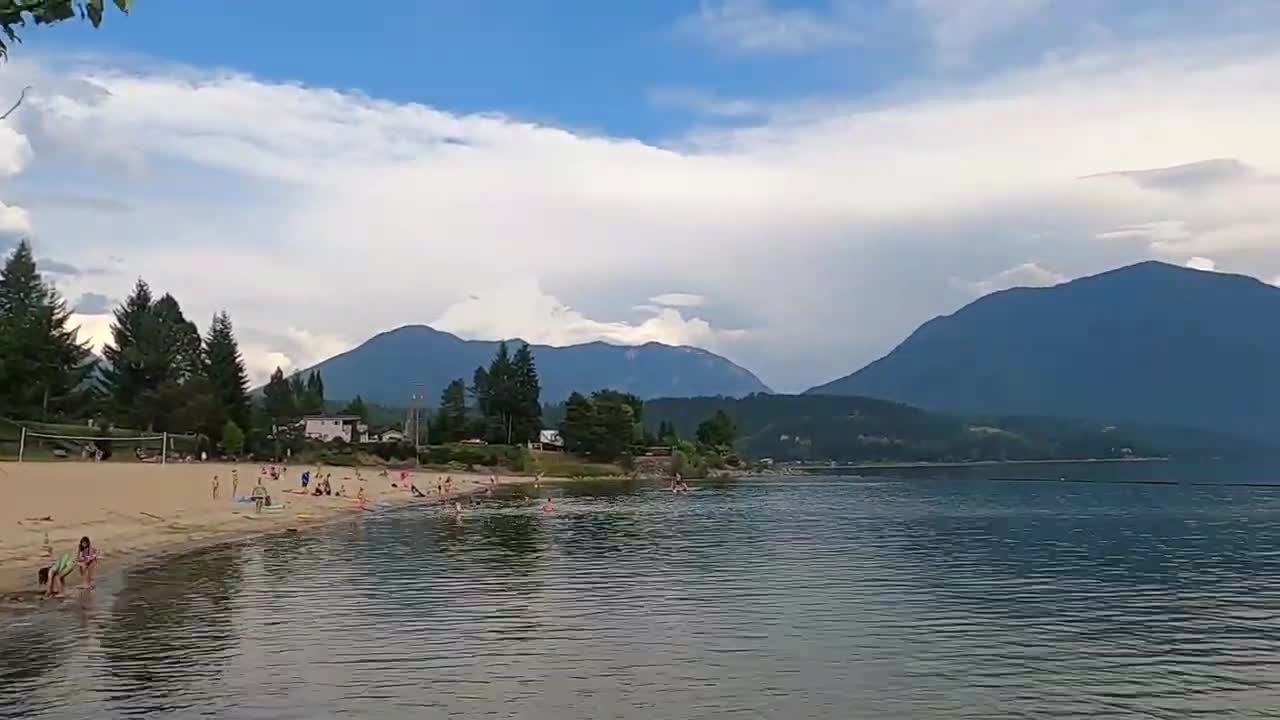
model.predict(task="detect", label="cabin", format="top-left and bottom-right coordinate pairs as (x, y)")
top-left (378, 429), bottom-right (406, 443)
top-left (536, 429), bottom-right (565, 451)
top-left (302, 415), bottom-right (366, 443)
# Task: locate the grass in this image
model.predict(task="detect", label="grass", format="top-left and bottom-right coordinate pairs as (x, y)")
top-left (525, 450), bottom-right (624, 478)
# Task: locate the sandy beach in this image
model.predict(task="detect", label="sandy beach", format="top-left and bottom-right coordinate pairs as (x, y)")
top-left (0, 461), bottom-right (541, 600)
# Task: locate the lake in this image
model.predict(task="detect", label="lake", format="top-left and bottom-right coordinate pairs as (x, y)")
top-left (6, 462), bottom-right (1280, 719)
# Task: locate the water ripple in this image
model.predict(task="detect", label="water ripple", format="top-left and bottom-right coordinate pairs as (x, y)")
top-left (7, 472), bottom-right (1280, 718)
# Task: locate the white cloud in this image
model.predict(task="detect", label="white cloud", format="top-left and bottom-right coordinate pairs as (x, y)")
top-left (954, 262), bottom-right (1067, 297)
top-left (650, 293), bottom-right (707, 308)
top-left (1185, 256), bottom-right (1217, 271)
top-left (907, 0), bottom-right (1049, 66)
top-left (8, 32), bottom-right (1280, 391)
top-left (676, 0), bottom-right (859, 55)
top-left (432, 279), bottom-right (742, 351)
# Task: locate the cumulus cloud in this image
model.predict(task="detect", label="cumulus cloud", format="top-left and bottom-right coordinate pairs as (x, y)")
top-left (954, 262), bottom-right (1067, 297)
top-left (432, 279), bottom-right (743, 351)
top-left (675, 0), bottom-right (859, 55)
top-left (4, 31), bottom-right (1280, 390)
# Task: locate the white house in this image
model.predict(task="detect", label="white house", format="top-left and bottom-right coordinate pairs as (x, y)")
top-left (302, 415), bottom-right (366, 443)
top-left (536, 429), bottom-right (564, 450)
top-left (379, 429), bottom-right (406, 443)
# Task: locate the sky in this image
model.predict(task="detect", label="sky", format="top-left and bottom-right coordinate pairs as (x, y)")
top-left (3, 0), bottom-right (1280, 393)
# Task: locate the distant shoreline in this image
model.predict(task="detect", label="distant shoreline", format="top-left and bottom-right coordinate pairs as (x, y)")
top-left (787, 456), bottom-right (1169, 472)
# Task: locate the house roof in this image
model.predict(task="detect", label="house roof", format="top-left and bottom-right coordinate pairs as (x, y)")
top-left (302, 415), bottom-right (362, 421)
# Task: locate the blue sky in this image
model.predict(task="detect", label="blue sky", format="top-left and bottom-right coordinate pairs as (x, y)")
top-left (31, 1), bottom-right (907, 139)
top-left (5, 1), bottom-right (1280, 392)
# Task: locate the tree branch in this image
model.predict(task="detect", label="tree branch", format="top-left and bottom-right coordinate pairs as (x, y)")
top-left (0, 85), bottom-right (31, 120)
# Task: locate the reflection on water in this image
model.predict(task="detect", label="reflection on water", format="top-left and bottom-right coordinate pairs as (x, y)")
top-left (7, 467), bottom-right (1280, 718)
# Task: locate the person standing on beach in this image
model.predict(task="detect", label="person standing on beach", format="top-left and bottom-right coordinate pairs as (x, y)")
top-left (211, 475), bottom-right (220, 500)
top-left (232, 470), bottom-right (240, 500)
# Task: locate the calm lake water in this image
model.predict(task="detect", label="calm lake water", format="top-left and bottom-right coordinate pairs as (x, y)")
top-left (6, 462), bottom-right (1280, 719)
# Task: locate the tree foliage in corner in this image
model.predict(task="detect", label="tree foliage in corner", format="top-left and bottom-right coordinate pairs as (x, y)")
top-left (0, 0), bottom-right (130, 60)
top-left (0, 239), bottom-right (92, 420)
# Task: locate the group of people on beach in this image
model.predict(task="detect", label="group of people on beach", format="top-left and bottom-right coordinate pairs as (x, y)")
top-left (41, 535), bottom-right (98, 599)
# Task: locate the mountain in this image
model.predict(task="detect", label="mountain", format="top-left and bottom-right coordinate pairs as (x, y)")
top-left (296, 325), bottom-right (770, 406)
top-left (644, 393), bottom-right (1258, 462)
top-left (807, 261), bottom-right (1280, 440)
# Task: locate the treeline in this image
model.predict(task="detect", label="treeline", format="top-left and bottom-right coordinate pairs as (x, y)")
top-left (429, 340), bottom-right (543, 445)
top-left (644, 393), bottom-right (1261, 462)
top-left (0, 241), bottom-right (252, 453)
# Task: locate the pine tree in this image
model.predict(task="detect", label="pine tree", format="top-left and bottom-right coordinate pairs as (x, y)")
top-left (262, 366), bottom-right (296, 423)
top-left (289, 372), bottom-right (307, 412)
top-left (100, 278), bottom-right (158, 426)
top-left (0, 240), bottom-right (91, 419)
top-left (204, 311), bottom-right (250, 433)
top-left (301, 369), bottom-right (325, 415)
top-left (511, 343), bottom-right (542, 443)
top-left (151, 293), bottom-right (202, 382)
top-left (433, 378), bottom-right (468, 443)
top-left (560, 391), bottom-right (597, 455)
top-left (341, 394), bottom-right (368, 421)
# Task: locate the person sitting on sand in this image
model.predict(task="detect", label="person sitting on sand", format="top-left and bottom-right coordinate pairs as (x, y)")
top-left (76, 536), bottom-right (98, 590)
top-left (411, 484), bottom-right (426, 498)
top-left (337, 483), bottom-right (346, 497)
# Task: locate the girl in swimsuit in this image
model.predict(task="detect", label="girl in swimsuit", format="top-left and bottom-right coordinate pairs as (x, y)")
top-left (76, 536), bottom-right (98, 590)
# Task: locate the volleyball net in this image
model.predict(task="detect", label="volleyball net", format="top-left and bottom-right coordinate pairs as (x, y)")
top-left (5, 422), bottom-right (200, 463)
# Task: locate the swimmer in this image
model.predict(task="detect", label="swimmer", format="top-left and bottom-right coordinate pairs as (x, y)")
top-left (542, 497), bottom-right (555, 513)
top-left (485, 486), bottom-right (494, 497)
top-left (453, 501), bottom-right (464, 515)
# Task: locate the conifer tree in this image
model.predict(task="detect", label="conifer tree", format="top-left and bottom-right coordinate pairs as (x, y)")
top-left (204, 311), bottom-right (250, 433)
top-left (0, 240), bottom-right (91, 419)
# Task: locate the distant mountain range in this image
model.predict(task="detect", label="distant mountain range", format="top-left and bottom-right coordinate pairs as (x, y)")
top-left (808, 261), bottom-right (1279, 441)
top-left (645, 393), bottom-right (1259, 462)
top-left (296, 325), bottom-right (770, 406)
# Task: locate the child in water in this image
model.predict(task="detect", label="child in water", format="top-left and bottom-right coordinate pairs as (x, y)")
top-left (76, 536), bottom-right (98, 590)
top-left (543, 497), bottom-right (555, 513)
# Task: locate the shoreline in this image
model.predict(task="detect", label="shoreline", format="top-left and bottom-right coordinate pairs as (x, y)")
top-left (786, 456), bottom-right (1169, 472)
top-left (0, 461), bottom-right (551, 604)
